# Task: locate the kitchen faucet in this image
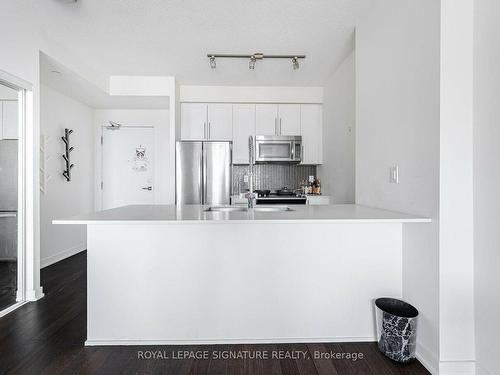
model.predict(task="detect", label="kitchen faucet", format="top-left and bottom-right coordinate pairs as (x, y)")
top-left (245, 136), bottom-right (258, 208)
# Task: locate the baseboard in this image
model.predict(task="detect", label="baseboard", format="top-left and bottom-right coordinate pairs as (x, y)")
top-left (26, 286), bottom-right (44, 301)
top-left (41, 244), bottom-right (86, 268)
top-left (86, 336), bottom-right (377, 346)
top-left (416, 341), bottom-right (439, 375)
top-left (439, 360), bottom-right (476, 375)
top-left (0, 301), bottom-right (28, 318)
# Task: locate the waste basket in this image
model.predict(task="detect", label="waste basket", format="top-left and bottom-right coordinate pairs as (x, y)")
top-left (375, 297), bottom-right (419, 363)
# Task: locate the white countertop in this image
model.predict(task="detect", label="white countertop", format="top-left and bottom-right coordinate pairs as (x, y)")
top-left (53, 204), bottom-right (431, 225)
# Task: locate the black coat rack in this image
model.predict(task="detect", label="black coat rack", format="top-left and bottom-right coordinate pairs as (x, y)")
top-left (61, 128), bottom-right (74, 182)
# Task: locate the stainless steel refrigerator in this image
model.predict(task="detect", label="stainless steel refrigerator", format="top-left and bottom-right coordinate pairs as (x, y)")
top-left (176, 141), bottom-right (232, 205)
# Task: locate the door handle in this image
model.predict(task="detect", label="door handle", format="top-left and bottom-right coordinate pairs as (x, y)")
top-left (0, 213), bottom-right (17, 218)
top-left (142, 186), bottom-right (153, 191)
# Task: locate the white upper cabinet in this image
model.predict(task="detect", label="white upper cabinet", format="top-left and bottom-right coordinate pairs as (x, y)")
top-left (180, 103), bottom-right (207, 140)
top-left (232, 104), bottom-right (255, 164)
top-left (300, 104), bottom-right (323, 164)
top-left (207, 104), bottom-right (232, 141)
top-left (1, 101), bottom-right (18, 140)
top-left (255, 104), bottom-right (278, 136)
top-left (255, 104), bottom-right (301, 136)
top-left (277, 104), bottom-right (301, 135)
top-left (180, 101), bottom-right (323, 165)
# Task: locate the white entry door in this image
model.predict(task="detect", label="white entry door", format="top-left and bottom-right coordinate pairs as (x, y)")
top-left (102, 126), bottom-right (155, 210)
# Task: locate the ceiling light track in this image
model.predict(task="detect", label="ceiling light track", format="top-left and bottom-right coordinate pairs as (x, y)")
top-left (207, 53), bottom-right (305, 70)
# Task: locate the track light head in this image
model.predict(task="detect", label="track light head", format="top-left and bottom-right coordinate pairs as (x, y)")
top-left (249, 55), bottom-right (256, 70)
top-left (292, 56), bottom-right (299, 70)
top-left (209, 56), bottom-right (216, 69)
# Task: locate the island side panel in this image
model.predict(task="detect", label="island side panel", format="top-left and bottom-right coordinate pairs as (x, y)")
top-left (86, 222), bottom-right (403, 345)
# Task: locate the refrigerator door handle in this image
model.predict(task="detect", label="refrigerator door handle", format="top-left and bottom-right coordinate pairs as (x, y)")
top-left (0, 212), bottom-right (17, 218)
top-left (202, 144), bottom-right (207, 204)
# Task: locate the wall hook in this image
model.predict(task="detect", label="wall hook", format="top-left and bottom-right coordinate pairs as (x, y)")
top-left (61, 128), bottom-right (75, 182)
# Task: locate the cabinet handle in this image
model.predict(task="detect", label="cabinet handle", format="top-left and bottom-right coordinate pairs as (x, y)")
top-left (209, 122), bottom-right (211, 139)
top-left (279, 118), bottom-right (282, 135)
top-left (204, 122), bottom-right (207, 139)
top-left (275, 118), bottom-right (278, 135)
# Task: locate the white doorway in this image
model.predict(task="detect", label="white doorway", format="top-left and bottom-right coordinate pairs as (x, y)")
top-left (0, 70), bottom-right (32, 317)
top-left (101, 126), bottom-right (155, 210)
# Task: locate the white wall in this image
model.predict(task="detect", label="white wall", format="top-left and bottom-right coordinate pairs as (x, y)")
top-left (318, 51), bottom-right (355, 203)
top-left (40, 84), bottom-right (94, 267)
top-left (355, 1), bottom-right (440, 372)
top-left (474, 1), bottom-right (500, 375)
top-left (439, 1), bottom-right (475, 374)
top-left (0, 1), bottom-right (111, 300)
top-left (93, 109), bottom-right (170, 210)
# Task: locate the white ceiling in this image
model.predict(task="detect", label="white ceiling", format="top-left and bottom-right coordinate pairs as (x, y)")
top-left (40, 53), bottom-right (170, 109)
top-left (33, 0), bottom-right (372, 86)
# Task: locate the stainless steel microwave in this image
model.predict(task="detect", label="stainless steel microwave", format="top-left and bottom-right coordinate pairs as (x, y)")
top-left (255, 135), bottom-right (302, 163)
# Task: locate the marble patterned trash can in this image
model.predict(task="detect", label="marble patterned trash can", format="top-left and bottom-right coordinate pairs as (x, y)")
top-left (375, 298), bottom-right (419, 363)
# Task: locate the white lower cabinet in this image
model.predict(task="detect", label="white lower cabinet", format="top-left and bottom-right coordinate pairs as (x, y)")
top-left (232, 104), bottom-right (255, 164)
top-left (300, 104), bottom-right (322, 164)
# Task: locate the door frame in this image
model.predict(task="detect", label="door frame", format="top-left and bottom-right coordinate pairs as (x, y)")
top-left (98, 125), bottom-right (159, 210)
top-left (0, 70), bottom-right (33, 317)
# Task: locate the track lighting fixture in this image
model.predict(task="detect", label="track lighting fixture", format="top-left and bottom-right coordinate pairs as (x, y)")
top-left (209, 56), bottom-right (216, 69)
top-left (207, 53), bottom-right (305, 70)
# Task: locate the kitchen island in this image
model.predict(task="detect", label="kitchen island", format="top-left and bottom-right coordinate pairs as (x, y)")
top-left (54, 204), bottom-right (429, 346)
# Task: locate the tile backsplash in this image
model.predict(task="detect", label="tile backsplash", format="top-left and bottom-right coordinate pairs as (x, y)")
top-left (232, 164), bottom-right (317, 194)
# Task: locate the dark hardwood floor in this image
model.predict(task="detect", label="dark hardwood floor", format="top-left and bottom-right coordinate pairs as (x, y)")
top-left (0, 252), bottom-right (430, 374)
top-left (0, 260), bottom-right (17, 311)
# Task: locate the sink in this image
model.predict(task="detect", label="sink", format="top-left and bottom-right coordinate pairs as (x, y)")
top-left (204, 206), bottom-right (248, 212)
top-left (253, 206), bottom-right (294, 212)
top-left (204, 205), bottom-right (293, 213)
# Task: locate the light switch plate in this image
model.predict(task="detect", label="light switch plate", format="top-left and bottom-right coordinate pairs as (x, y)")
top-left (390, 165), bottom-right (399, 184)
top-left (243, 175), bottom-right (249, 183)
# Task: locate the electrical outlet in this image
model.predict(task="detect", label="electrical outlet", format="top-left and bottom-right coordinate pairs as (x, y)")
top-left (390, 166), bottom-right (399, 184)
